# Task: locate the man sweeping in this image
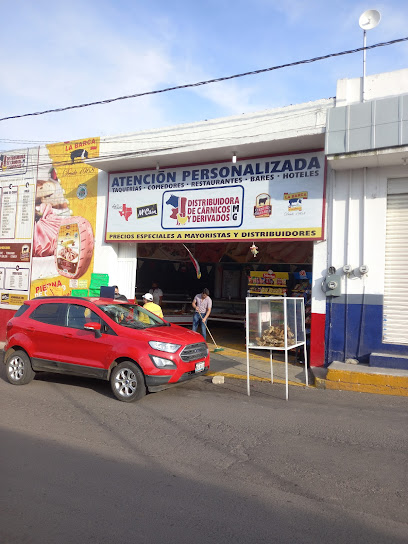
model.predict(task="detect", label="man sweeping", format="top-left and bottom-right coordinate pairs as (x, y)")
top-left (192, 288), bottom-right (212, 340)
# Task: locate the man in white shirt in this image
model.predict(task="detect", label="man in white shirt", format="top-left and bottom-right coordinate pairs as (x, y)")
top-left (149, 282), bottom-right (163, 305)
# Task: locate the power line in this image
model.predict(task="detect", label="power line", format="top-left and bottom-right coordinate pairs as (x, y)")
top-left (0, 105), bottom-right (330, 147)
top-left (1, 110), bottom-right (401, 166)
top-left (0, 102), bottom-right (333, 154)
top-left (1, 37), bottom-right (407, 124)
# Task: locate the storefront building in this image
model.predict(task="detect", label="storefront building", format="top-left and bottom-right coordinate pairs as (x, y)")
top-left (325, 68), bottom-right (408, 370)
top-left (77, 97), bottom-right (332, 368)
top-left (1, 68), bottom-right (408, 371)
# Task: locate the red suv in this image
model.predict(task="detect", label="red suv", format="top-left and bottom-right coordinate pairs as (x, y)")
top-left (4, 297), bottom-right (210, 402)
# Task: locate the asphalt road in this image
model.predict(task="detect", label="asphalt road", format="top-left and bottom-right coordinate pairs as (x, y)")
top-left (0, 351), bottom-right (407, 544)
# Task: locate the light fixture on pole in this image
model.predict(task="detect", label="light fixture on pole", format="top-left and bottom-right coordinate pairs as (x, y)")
top-left (232, 152), bottom-right (237, 163)
top-left (358, 9), bottom-right (381, 102)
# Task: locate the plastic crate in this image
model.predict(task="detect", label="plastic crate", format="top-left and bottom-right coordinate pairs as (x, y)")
top-left (71, 289), bottom-right (89, 297)
top-left (89, 273), bottom-right (109, 289)
top-left (88, 288), bottom-right (102, 297)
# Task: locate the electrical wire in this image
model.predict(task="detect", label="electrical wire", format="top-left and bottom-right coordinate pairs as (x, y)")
top-left (1, 109), bottom-right (400, 169)
top-left (1, 109), bottom-right (401, 170)
top-left (0, 37), bottom-right (407, 123)
top-left (0, 104), bottom-right (330, 146)
top-left (0, 102), bottom-right (332, 153)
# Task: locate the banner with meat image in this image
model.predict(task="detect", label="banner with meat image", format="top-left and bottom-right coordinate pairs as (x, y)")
top-left (30, 138), bottom-right (100, 298)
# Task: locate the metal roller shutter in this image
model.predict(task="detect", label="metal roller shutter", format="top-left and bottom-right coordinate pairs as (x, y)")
top-left (383, 179), bottom-right (408, 344)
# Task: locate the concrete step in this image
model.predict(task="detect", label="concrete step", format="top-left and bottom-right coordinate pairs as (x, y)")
top-left (369, 352), bottom-right (408, 370)
top-left (312, 361), bottom-right (408, 397)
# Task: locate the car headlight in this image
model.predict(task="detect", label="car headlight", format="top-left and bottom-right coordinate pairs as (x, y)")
top-left (149, 341), bottom-right (181, 353)
top-left (150, 355), bottom-right (177, 369)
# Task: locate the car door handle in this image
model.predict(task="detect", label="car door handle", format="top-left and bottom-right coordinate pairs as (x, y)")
top-left (63, 333), bottom-right (74, 338)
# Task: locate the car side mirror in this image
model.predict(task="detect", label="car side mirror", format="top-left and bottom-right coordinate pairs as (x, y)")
top-left (84, 322), bottom-right (102, 338)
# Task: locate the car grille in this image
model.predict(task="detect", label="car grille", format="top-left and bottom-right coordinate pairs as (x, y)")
top-left (180, 343), bottom-right (208, 362)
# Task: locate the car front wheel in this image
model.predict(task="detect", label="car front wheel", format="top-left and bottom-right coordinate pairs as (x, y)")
top-left (110, 361), bottom-right (146, 402)
top-left (5, 350), bottom-right (35, 385)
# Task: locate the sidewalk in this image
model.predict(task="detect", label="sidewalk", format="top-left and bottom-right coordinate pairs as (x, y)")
top-left (195, 322), bottom-right (310, 388)
top-left (203, 323), bottom-right (408, 397)
top-left (206, 342), bottom-right (311, 388)
top-left (206, 342), bottom-right (408, 397)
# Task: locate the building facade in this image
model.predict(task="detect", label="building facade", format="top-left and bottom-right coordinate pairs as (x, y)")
top-left (325, 68), bottom-right (408, 370)
top-left (1, 68), bottom-right (408, 372)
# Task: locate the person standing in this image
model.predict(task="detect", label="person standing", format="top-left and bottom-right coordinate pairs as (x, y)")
top-left (113, 285), bottom-right (128, 302)
top-left (192, 288), bottom-right (212, 339)
top-left (149, 281), bottom-right (163, 306)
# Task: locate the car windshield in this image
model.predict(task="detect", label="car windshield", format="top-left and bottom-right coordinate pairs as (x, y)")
top-left (98, 303), bottom-right (166, 329)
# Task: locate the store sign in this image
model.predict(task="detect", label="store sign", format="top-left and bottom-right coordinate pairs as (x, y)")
top-left (0, 150), bottom-right (28, 176)
top-left (0, 155), bottom-right (36, 308)
top-left (162, 186), bottom-right (243, 229)
top-left (106, 151), bottom-right (325, 242)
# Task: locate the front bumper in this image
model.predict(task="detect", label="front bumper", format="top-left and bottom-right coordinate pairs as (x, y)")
top-left (145, 364), bottom-right (210, 392)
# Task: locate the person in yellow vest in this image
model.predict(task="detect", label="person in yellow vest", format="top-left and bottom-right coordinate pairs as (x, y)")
top-left (139, 292), bottom-right (164, 324)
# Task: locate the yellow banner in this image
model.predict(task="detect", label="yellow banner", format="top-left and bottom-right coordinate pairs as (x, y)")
top-left (30, 137), bottom-right (100, 299)
top-left (0, 293), bottom-right (28, 305)
top-left (106, 227), bottom-right (322, 242)
top-left (283, 191), bottom-right (309, 200)
top-left (248, 271), bottom-right (288, 287)
top-left (248, 287), bottom-right (287, 295)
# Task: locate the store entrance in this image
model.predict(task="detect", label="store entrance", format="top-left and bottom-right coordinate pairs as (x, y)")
top-left (135, 241), bottom-right (313, 353)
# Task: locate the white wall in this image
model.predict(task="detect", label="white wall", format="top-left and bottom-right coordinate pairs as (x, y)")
top-left (93, 170), bottom-right (119, 287)
top-left (326, 164), bottom-right (408, 298)
top-left (336, 68), bottom-right (408, 106)
top-left (93, 170), bottom-right (137, 300)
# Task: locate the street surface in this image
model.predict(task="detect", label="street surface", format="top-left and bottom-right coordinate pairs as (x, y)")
top-left (0, 352), bottom-right (407, 544)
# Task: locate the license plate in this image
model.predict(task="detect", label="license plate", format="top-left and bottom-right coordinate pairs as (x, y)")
top-left (195, 361), bottom-right (205, 373)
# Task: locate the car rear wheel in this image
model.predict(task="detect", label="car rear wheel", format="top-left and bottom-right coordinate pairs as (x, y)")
top-left (110, 361), bottom-right (146, 402)
top-left (5, 350), bottom-right (35, 385)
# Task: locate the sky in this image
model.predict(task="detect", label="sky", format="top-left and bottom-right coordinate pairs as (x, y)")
top-left (1, 0), bottom-right (407, 152)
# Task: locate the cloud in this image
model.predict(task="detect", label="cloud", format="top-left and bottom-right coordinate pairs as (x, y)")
top-left (0, 3), bottom-right (180, 147)
top-left (0, 1), bottom-right (269, 148)
top-left (2, 0), bottom-right (408, 152)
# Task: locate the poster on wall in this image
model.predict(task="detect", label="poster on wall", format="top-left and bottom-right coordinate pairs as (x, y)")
top-left (29, 137), bottom-right (100, 299)
top-left (106, 151), bottom-right (325, 243)
top-left (0, 149), bottom-right (36, 308)
top-left (248, 270), bottom-right (289, 295)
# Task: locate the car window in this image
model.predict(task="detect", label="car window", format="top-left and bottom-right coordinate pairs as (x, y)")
top-left (66, 304), bottom-right (101, 330)
top-left (30, 303), bottom-right (66, 327)
top-left (14, 305), bottom-right (29, 317)
top-left (99, 303), bottom-right (165, 329)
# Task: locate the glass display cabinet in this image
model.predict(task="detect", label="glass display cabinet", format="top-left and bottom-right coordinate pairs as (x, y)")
top-left (245, 296), bottom-right (308, 400)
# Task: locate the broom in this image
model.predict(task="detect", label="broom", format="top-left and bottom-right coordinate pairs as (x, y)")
top-left (199, 312), bottom-right (224, 353)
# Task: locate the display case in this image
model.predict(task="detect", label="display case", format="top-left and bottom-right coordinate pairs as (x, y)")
top-left (245, 296), bottom-right (308, 399)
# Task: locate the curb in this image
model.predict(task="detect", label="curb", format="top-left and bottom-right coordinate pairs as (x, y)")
top-left (312, 366), bottom-right (408, 397)
top-left (206, 372), bottom-right (310, 388)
